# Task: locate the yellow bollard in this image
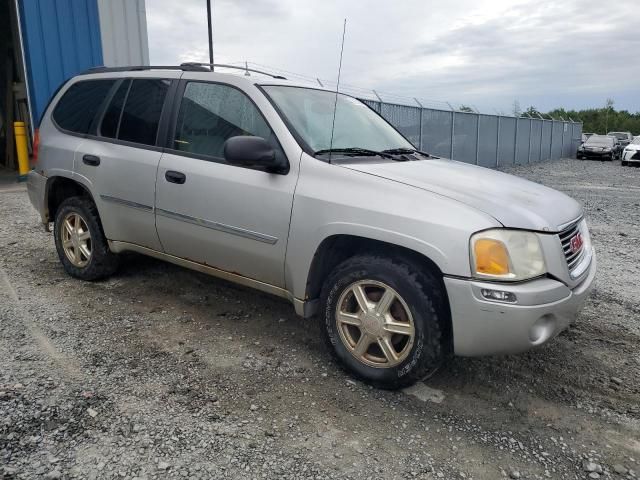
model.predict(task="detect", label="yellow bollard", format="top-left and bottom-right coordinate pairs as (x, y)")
top-left (14, 121), bottom-right (30, 181)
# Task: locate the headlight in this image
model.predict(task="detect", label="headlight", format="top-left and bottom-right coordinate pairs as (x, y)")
top-left (470, 229), bottom-right (546, 281)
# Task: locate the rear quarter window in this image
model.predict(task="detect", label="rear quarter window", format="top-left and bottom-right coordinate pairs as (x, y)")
top-left (52, 80), bottom-right (116, 134)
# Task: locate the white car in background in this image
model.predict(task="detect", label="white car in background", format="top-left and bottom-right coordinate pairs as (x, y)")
top-left (621, 136), bottom-right (640, 166)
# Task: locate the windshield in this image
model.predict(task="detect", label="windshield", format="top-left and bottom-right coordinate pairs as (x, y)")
top-left (262, 86), bottom-right (413, 154)
top-left (585, 136), bottom-right (613, 146)
top-left (608, 132), bottom-right (627, 140)
top-left (632, 136), bottom-right (640, 145)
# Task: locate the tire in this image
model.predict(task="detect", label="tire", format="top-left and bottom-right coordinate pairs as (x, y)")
top-left (54, 196), bottom-right (118, 280)
top-left (622, 160), bottom-right (628, 166)
top-left (319, 255), bottom-right (447, 389)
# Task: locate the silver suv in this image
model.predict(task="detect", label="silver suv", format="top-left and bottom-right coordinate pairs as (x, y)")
top-left (27, 65), bottom-right (596, 389)
top-left (607, 131), bottom-right (633, 148)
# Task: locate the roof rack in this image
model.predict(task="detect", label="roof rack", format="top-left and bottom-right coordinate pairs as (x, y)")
top-left (80, 63), bottom-right (287, 79)
top-left (180, 63), bottom-right (287, 79)
top-left (81, 64), bottom-right (210, 74)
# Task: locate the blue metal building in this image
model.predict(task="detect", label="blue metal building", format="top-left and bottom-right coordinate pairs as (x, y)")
top-left (1, 0), bottom-right (148, 171)
top-left (17, 0), bottom-right (106, 124)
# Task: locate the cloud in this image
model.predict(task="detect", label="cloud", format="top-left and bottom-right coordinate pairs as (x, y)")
top-left (146, 0), bottom-right (640, 113)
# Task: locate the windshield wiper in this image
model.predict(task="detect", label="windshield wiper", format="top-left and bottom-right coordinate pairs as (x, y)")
top-left (382, 147), bottom-right (432, 158)
top-left (313, 147), bottom-right (395, 159)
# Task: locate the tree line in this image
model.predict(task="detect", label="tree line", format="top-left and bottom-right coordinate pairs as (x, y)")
top-left (459, 100), bottom-right (638, 136)
top-left (519, 99), bottom-right (639, 136)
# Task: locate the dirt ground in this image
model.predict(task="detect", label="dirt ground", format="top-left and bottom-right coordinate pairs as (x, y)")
top-left (1, 159), bottom-right (639, 480)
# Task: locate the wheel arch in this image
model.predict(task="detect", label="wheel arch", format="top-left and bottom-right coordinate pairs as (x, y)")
top-left (46, 175), bottom-right (98, 223)
top-left (303, 234), bottom-right (453, 353)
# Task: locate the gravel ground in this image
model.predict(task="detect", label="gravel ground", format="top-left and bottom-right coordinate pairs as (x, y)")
top-left (1, 158), bottom-right (639, 480)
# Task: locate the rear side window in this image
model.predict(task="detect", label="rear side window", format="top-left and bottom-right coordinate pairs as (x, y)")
top-left (52, 80), bottom-right (116, 134)
top-left (100, 80), bottom-right (130, 138)
top-left (117, 79), bottom-right (170, 146)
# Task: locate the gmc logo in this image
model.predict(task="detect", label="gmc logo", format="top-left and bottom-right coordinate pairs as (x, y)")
top-left (570, 232), bottom-right (583, 253)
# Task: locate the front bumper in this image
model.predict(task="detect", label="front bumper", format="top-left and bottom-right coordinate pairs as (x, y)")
top-left (578, 149), bottom-right (613, 159)
top-left (445, 250), bottom-right (596, 356)
top-left (26, 170), bottom-right (48, 224)
top-left (622, 150), bottom-right (640, 163)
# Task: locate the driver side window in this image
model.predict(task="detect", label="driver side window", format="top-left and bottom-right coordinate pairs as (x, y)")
top-left (172, 82), bottom-right (283, 164)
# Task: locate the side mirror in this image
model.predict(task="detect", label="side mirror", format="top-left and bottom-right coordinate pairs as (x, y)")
top-left (223, 136), bottom-right (288, 173)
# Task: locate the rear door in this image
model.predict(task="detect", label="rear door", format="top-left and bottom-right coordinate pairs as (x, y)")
top-left (154, 79), bottom-right (298, 288)
top-left (73, 72), bottom-right (180, 250)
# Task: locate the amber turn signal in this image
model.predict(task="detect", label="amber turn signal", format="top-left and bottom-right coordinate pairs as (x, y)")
top-left (474, 238), bottom-right (511, 276)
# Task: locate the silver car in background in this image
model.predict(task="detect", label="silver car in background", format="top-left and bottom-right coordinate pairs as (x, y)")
top-left (608, 131), bottom-right (633, 148)
top-left (27, 65), bottom-right (596, 389)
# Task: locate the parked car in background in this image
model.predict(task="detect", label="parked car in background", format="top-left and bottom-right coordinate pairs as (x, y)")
top-left (621, 136), bottom-right (640, 166)
top-left (607, 131), bottom-right (633, 148)
top-left (26, 65), bottom-right (596, 389)
top-left (577, 135), bottom-right (621, 161)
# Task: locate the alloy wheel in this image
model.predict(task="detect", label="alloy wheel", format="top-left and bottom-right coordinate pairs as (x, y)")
top-left (336, 280), bottom-right (415, 368)
top-left (61, 212), bottom-right (92, 267)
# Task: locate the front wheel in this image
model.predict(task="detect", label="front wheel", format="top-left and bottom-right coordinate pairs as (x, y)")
top-left (319, 255), bottom-right (447, 389)
top-left (54, 197), bottom-right (119, 280)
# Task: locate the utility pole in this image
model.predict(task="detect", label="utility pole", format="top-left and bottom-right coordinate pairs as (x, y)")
top-left (206, 0), bottom-right (214, 70)
top-left (605, 98), bottom-right (614, 133)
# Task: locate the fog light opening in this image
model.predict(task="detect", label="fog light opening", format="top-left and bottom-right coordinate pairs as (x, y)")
top-left (480, 288), bottom-right (517, 303)
top-left (529, 314), bottom-right (555, 344)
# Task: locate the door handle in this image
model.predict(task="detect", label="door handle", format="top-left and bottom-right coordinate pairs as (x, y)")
top-left (165, 170), bottom-right (186, 184)
top-left (82, 154), bottom-right (100, 166)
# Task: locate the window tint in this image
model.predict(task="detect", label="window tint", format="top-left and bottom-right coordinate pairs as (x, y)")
top-left (173, 82), bottom-right (282, 162)
top-left (100, 80), bottom-right (130, 138)
top-left (53, 80), bottom-right (116, 134)
top-left (118, 79), bottom-right (170, 146)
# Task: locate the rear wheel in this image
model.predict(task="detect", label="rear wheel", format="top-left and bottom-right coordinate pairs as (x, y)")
top-left (319, 255), bottom-right (446, 389)
top-left (54, 197), bottom-right (118, 280)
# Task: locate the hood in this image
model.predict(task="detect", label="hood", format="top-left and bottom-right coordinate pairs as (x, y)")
top-left (339, 159), bottom-right (583, 232)
top-left (583, 144), bottom-right (612, 149)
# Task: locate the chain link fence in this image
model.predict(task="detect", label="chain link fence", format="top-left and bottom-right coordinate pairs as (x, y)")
top-left (361, 99), bottom-right (582, 168)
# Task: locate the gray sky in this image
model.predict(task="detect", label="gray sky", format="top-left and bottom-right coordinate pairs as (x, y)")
top-left (146, 0), bottom-right (639, 114)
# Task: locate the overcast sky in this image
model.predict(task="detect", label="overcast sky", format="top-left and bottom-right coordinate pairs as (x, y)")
top-left (146, 0), bottom-right (639, 114)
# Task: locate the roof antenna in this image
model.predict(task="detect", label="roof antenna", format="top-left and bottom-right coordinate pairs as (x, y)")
top-left (206, 0), bottom-right (214, 71)
top-left (328, 19), bottom-right (347, 165)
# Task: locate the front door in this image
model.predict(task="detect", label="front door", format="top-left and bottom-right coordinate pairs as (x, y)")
top-left (155, 80), bottom-right (298, 288)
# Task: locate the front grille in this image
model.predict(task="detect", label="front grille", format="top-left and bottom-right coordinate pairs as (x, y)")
top-left (559, 221), bottom-right (586, 272)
